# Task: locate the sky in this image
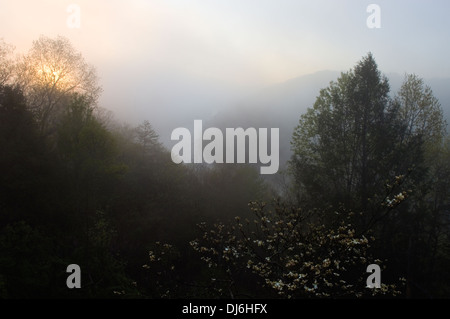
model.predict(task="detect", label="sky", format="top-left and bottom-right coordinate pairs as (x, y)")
top-left (1, 0), bottom-right (450, 133)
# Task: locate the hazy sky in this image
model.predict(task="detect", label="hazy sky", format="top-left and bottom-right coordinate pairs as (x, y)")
top-left (1, 0), bottom-right (450, 129)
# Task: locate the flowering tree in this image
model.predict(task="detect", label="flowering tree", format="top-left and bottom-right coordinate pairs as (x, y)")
top-left (143, 176), bottom-right (407, 298)
top-left (189, 200), bottom-right (403, 298)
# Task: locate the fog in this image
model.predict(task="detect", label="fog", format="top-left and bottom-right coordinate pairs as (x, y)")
top-left (100, 65), bottom-right (256, 146)
top-left (2, 1), bottom-right (449, 148)
top-left (1, 0), bottom-right (450, 300)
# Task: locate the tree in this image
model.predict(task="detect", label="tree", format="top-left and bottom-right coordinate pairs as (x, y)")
top-left (0, 84), bottom-right (52, 225)
top-left (290, 53), bottom-right (397, 214)
top-left (55, 94), bottom-right (126, 235)
top-left (395, 74), bottom-right (445, 141)
top-left (394, 73), bottom-right (446, 161)
top-left (0, 222), bottom-right (55, 298)
top-left (393, 76), bottom-right (448, 297)
top-left (0, 39), bottom-right (14, 86)
top-left (381, 74), bottom-right (449, 297)
top-left (135, 120), bottom-right (161, 154)
top-left (290, 54), bottom-right (449, 297)
top-left (15, 35), bottom-right (101, 134)
top-left (145, 200), bottom-right (403, 298)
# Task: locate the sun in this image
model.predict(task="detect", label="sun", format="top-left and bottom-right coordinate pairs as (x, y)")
top-left (36, 64), bottom-right (62, 84)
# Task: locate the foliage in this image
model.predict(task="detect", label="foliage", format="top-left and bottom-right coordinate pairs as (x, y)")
top-left (0, 38), bottom-right (449, 299)
top-left (142, 200), bottom-right (404, 298)
top-left (291, 53), bottom-right (402, 213)
top-left (290, 53), bottom-right (449, 298)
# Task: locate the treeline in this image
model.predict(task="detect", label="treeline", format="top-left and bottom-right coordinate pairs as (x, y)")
top-left (0, 36), bottom-right (268, 298)
top-left (289, 54), bottom-right (450, 298)
top-left (0, 36), bottom-right (449, 298)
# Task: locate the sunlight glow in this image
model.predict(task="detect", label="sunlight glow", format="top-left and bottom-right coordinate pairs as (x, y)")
top-left (36, 65), bottom-right (61, 84)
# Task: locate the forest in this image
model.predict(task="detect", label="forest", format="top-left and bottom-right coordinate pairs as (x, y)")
top-left (0, 35), bottom-right (449, 299)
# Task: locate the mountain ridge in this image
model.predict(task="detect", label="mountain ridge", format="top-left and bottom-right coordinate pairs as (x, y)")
top-left (208, 70), bottom-right (450, 171)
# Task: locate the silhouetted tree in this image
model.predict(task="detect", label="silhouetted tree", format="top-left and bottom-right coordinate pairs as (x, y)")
top-left (15, 35), bottom-right (101, 134)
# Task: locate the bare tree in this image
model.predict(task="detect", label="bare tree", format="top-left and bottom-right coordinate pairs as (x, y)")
top-left (15, 35), bottom-right (102, 134)
top-left (0, 38), bottom-right (15, 86)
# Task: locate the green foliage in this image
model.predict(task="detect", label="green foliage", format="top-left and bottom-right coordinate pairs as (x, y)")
top-left (395, 74), bottom-right (446, 147)
top-left (144, 200), bottom-right (404, 298)
top-left (73, 211), bottom-right (139, 298)
top-left (135, 120), bottom-right (162, 155)
top-left (291, 53), bottom-right (400, 212)
top-left (0, 85), bottom-right (53, 225)
top-left (290, 53), bottom-right (449, 298)
top-left (141, 242), bottom-right (182, 298)
top-left (56, 94), bottom-right (127, 221)
top-left (0, 222), bottom-right (56, 298)
top-left (1, 38), bottom-right (450, 299)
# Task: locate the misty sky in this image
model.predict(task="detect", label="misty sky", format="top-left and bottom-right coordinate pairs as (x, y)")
top-left (1, 0), bottom-right (450, 134)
